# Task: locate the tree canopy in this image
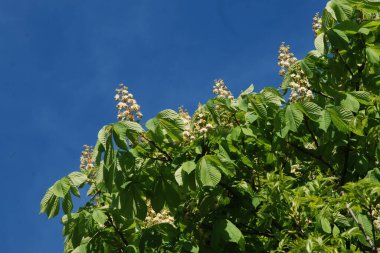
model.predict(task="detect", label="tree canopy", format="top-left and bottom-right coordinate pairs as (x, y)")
top-left (40, 0), bottom-right (380, 252)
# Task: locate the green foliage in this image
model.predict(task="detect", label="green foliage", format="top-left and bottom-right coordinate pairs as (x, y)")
top-left (41, 0), bottom-right (380, 252)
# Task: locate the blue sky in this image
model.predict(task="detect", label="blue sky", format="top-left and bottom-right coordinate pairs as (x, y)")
top-left (0, 0), bottom-right (325, 252)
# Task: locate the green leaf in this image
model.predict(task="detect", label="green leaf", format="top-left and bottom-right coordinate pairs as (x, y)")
top-left (250, 95), bottom-right (267, 118)
top-left (261, 88), bottom-right (283, 106)
top-left (62, 193), bottom-right (73, 214)
top-left (112, 122), bottom-right (128, 149)
top-left (295, 102), bottom-right (322, 122)
top-left (349, 91), bottom-right (371, 105)
top-left (125, 245), bottom-right (138, 253)
top-left (68, 172), bottom-right (87, 186)
top-left (121, 120), bottom-right (145, 133)
top-left (196, 156), bottom-right (222, 187)
top-left (315, 33), bottom-right (325, 54)
top-left (333, 225), bottom-right (340, 237)
top-left (51, 177), bottom-right (71, 198)
top-left (300, 51), bottom-right (320, 78)
top-left (120, 184), bottom-right (147, 220)
top-left (98, 125), bottom-right (112, 148)
top-left (174, 167), bottom-right (183, 186)
top-left (151, 179), bottom-right (165, 212)
top-left (119, 120), bottom-right (145, 144)
top-left (211, 219), bottom-right (245, 251)
top-left (357, 214), bottom-right (373, 239)
top-left (240, 84), bottom-right (254, 96)
top-left (285, 104), bottom-right (303, 132)
top-left (92, 209), bottom-right (108, 225)
top-left (322, 8), bottom-right (335, 30)
top-left (327, 29), bottom-right (350, 49)
top-left (366, 46), bottom-right (380, 64)
top-left (46, 195), bottom-right (60, 219)
top-left (327, 106), bottom-right (353, 133)
top-left (318, 110), bottom-right (331, 132)
top-left (180, 160), bottom-right (196, 174)
top-left (321, 217), bottom-right (332, 234)
top-left (274, 110), bottom-right (289, 138)
top-left (329, 0), bottom-right (353, 22)
top-left (341, 94), bottom-right (360, 113)
top-left (156, 109), bottom-right (184, 141)
top-left (40, 188), bottom-right (54, 214)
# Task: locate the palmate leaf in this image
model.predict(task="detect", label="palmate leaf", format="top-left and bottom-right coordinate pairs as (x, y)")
top-left (113, 120), bottom-right (145, 146)
top-left (261, 87), bottom-right (284, 106)
top-left (51, 177), bottom-right (71, 198)
top-left (68, 172), bottom-right (87, 186)
top-left (196, 156), bottom-right (222, 187)
top-left (62, 193), bottom-right (73, 214)
top-left (285, 104), bottom-right (303, 132)
top-left (119, 184), bottom-right (147, 220)
top-left (40, 188), bottom-right (54, 214)
top-left (149, 109), bottom-right (184, 142)
top-left (249, 94), bottom-right (267, 118)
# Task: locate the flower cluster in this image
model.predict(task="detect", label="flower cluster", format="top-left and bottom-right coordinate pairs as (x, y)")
top-left (278, 43), bottom-right (298, 76)
top-left (193, 104), bottom-right (213, 135)
top-left (290, 164), bottom-right (302, 176)
top-left (288, 65), bottom-right (314, 102)
top-left (312, 13), bottom-right (322, 36)
top-left (144, 201), bottom-right (175, 228)
top-left (179, 107), bottom-right (195, 142)
top-left (212, 79), bottom-right (234, 100)
top-left (80, 144), bottom-right (94, 171)
top-left (371, 204), bottom-right (380, 230)
top-left (115, 84), bottom-right (143, 121)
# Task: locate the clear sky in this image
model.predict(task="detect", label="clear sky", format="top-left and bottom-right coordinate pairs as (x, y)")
top-left (0, 0), bottom-right (326, 252)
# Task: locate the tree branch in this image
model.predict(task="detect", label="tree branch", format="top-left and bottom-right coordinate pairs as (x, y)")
top-left (340, 135), bottom-right (351, 186)
top-left (106, 213), bottom-right (129, 247)
top-left (310, 89), bottom-right (335, 100)
top-left (287, 141), bottom-right (333, 172)
top-left (141, 135), bottom-right (173, 162)
top-left (335, 49), bottom-right (354, 77)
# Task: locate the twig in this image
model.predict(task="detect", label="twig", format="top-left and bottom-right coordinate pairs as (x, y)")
top-left (340, 136), bottom-right (351, 186)
top-left (287, 141), bottom-right (333, 172)
top-left (310, 89), bottom-right (334, 101)
top-left (141, 135), bottom-right (172, 162)
top-left (346, 204), bottom-right (378, 253)
top-left (106, 213), bottom-right (129, 247)
top-left (335, 49), bottom-right (354, 77)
